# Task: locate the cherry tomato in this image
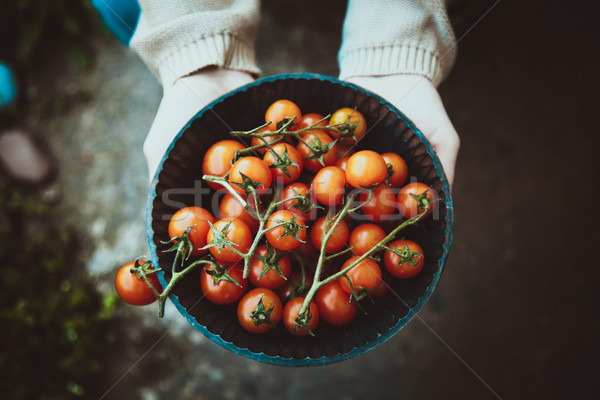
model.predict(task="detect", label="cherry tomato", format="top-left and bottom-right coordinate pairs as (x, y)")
top-left (384, 239), bottom-right (425, 278)
top-left (381, 152), bottom-right (408, 187)
top-left (310, 216), bottom-right (349, 254)
top-left (339, 257), bottom-right (382, 294)
top-left (312, 166), bottom-right (346, 206)
top-left (237, 288), bottom-right (283, 334)
top-left (206, 218), bottom-right (252, 263)
top-left (329, 107), bottom-right (367, 144)
top-left (251, 127), bottom-right (283, 155)
top-left (115, 261), bottom-right (162, 306)
top-left (202, 140), bottom-right (245, 190)
top-left (345, 150), bottom-right (388, 189)
top-left (335, 156), bottom-right (350, 171)
top-left (248, 245), bottom-right (292, 289)
top-left (283, 296), bottom-right (319, 336)
top-left (349, 223), bottom-right (386, 256)
top-left (291, 112), bottom-right (328, 135)
top-left (168, 207), bottom-right (215, 256)
top-left (277, 269), bottom-right (314, 302)
top-left (265, 210), bottom-right (307, 251)
top-left (397, 182), bottom-right (437, 219)
top-left (228, 156), bottom-right (272, 195)
top-left (263, 142), bottom-right (303, 184)
top-left (200, 263), bottom-right (247, 305)
top-left (219, 193), bottom-right (260, 234)
top-left (296, 131), bottom-right (338, 172)
top-left (265, 99), bottom-right (301, 130)
top-left (359, 184), bottom-right (397, 222)
top-left (315, 281), bottom-right (358, 326)
top-left (279, 182), bottom-right (314, 221)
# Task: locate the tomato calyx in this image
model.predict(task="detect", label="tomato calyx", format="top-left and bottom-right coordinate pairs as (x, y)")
top-left (385, 163), bottom-right (394, 186)
top-left (269, 214), bottom-right (307, 242)
top-left (162, 227), bottom-right (194, 266)
top-left (130, 258), bottom-right (158, 277)
top-left (340, 273), bottom-right (373, 310)
top-left (294, 308), bottom-right (316, 336)
top-left (301, 134), bottom-right (338, 166)
top-left (382, 243), bottom-right (423, 267)
top-left (276, 116), bottom-right (297, 131)
top-left (250, 295), bottom-right (277, 327)
top-left (289, 187), bottom-right (321, 214)
top-left (267, 147), bottom-right (299, 179)
top-left (230, 172), bottom-right (265, 197)
top-left (202, 220), bottom-right (243, 258)
top-left (409, 189), bottom-right (436, 217)
top-left (330, 118), bottom-right (359, 141)
top-left (254, 244), bottom-right (288, 280)
top-left (204, 262), bottom-right (244, 287)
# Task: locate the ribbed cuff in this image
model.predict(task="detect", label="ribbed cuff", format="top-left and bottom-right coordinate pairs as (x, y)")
top-left (158, 33), bottom-right (261, 88)
top-left (339, 44), bottom-right (446, 87)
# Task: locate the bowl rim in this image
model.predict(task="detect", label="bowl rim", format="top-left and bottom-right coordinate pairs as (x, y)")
top-left (146, 72), bottom-right (454, 366)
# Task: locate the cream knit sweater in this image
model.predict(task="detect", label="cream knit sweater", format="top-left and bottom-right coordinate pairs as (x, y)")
top-left (131, 0), bottom-right (456, 88)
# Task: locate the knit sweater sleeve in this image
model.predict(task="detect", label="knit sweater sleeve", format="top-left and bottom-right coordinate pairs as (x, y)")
top-left (338, 0), bottom-right (456, 87)
top-left (130, 0), bottom-right (261, 88)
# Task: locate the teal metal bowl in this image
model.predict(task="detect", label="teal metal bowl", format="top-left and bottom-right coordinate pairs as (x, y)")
top-left (146, 73), bottom-right (453, 366)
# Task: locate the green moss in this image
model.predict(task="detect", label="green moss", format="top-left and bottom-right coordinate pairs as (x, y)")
top-left (0, 182), bottom-right (118, 399)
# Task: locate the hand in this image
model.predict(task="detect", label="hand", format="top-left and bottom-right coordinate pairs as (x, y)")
top-left (345, 75), bottom-right (460, 187)
top-left (143, 68), bottom-right (255, 182)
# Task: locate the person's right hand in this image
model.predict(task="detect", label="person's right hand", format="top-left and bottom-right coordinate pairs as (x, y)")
top-left (144, 68), bottom-right (255, 182)
top-left (345, 74), bottom-right (460, 187)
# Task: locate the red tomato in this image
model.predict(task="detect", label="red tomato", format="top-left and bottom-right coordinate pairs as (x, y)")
top-left (168, 207), bottom-right (215, 256)
top-left (202, 140), bottom-right (245, 190)
top-left (339, 257), bottom-right (382, 294)
top-left (397, 182), bottom-right (437, 219)
top-left (312, 166), bottom-right (346, 206)
top-left (329, 107), bottom-right (367, 144)
top-left (296, 131), bottom-right (338, 172)
top-left (265, 210), bottom-right (307, 251)
top-left (265, 99), bottom-right (301, 130)
top-left (291, 112), bottom-right (328, 134)
top-left (359, 184), bottom-right (397, 222)
top-left (277, 269), bottom-right (314, 302)
top-left (310, 216), bottom-right (349, 254)
top-left (349, 223), bottom-right (386, 256)
top-left (200, 263), bottom-right (247, 305)
top-left (315, 281), bottom-right (358, 326)
top-left (345, 150), bottom-right (388, 189)
top-left (262, 142), bottom-right (303, 184)
top-left (248, 245), bottom-right (292, 289)
top-left (228, 156), bottom-right (272, 195)
top-left (279, 182), bottom-right (314, 221)
top-left (335, 156), bottom-right (350, 171)
top-left (384, 239), bottom-right (425, 278)
top-left (251, 127), bottom-right (283, 155)
top-left (206, 218), bottom-right (252, 263)
top-left (219, 193), bottom-right (260, 234)
top-left (237, 288), bottom-right (283, 334)
top-left (283, 296), bottom-right (319, 336)
top-left (115, 261), bottom-right (162, 306)
top-left (381, 152), bottom-right (408, 187)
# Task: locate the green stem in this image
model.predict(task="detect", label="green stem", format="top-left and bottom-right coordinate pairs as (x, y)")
top-left (297, 200), bottom-right (431, 318)
top-left (202, 174), bottom-right (247, 208)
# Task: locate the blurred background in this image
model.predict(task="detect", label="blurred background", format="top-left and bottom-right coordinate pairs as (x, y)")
top-left (0, 0), bottom-right (598, 399)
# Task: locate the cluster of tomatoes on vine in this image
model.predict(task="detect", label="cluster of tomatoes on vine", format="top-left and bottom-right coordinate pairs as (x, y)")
top-left (115, 99), bottom-right (437, 336)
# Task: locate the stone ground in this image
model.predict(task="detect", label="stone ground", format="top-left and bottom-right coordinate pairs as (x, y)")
top-left (17, 0), bottom-right (600, 399)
